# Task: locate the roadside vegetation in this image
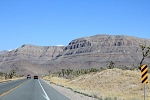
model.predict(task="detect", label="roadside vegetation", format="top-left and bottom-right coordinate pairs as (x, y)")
top-left (43, 44), bottom-right (150, 100)
top-left (43, 67), bottom-right (150, 100)
top-left (0, 70), bottom-right (24, 83)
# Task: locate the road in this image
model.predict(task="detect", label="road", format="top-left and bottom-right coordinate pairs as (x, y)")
top-left (0, 78), bottom-right (70, 100)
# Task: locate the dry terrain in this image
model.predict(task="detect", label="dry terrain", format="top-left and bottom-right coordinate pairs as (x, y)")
top-left (0, 77), bottom-right (24, 83)
top-left (43, 68), bottom-right (150, 100)
top-left (1, 34), bottom-right (150, 75)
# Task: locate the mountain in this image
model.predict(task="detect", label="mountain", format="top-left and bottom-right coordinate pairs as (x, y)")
top-left (45, 34), bottom-right (150, 71)
top-left (0, 34), bottom-right (150, 75)
top-left (0, 44), bottom-right (64, 75)
top-left (0, 50), bottom-right (9, 55)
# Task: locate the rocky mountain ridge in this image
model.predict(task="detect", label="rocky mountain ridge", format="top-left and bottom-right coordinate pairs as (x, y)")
top-left (45, 35), bottom-right (150, 71)
top-left (0, 34), bottom-right (150, 75)
top-left (62, 34), bottom-right (150, 55)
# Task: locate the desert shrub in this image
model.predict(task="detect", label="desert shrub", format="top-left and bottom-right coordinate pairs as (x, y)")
top-left (0, 71), bottom-right (5, 77)
top-left (107, 61), bottom-right (115, 69)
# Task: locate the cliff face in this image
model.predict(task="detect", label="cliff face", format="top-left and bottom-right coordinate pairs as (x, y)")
top-left (0, 34), bottom-right (150, 75)
top-left (62, 35), bottom-right (150, 55)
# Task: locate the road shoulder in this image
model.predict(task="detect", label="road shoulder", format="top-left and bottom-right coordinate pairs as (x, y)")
top-left (43, 79), bottom-right (98, 100)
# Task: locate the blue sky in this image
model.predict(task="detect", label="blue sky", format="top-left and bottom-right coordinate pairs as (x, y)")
top-left (0, 0), bottom-right (150, 51)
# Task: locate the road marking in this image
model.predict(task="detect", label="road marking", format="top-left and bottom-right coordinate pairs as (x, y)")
top-left (38, 79), bottom-right (50, 100)
top-left (0, 80), bottom-right (28, 97)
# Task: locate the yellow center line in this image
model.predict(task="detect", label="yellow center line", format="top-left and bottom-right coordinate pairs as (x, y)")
top-left (0, 80), bottom-right (29, 98)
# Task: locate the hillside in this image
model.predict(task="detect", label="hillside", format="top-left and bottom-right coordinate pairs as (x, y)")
top-left (0, 34), bottom-right (150, 75)
top-left (0, 44), bottom-right (64, 75)
top-left (43, 68), bottom-right (150, 100)
top-left (45, 34), bottom-right (150, 71)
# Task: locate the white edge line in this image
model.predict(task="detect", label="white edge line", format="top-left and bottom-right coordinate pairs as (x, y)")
top-left (38, 79), bottom-right (50, 100)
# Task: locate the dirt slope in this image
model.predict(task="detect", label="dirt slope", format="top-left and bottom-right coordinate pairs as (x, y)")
top-left (45, 68), bottom-right (150, 100)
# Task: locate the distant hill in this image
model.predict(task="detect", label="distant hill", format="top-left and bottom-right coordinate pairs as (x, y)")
top-left (0, 34), bottom-right (150, 75)
top-left (0, 44), bottom-right (64, 75)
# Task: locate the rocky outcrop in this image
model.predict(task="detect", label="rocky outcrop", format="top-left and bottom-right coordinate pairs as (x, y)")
top-left (64, 39), bottom-right (92, 50)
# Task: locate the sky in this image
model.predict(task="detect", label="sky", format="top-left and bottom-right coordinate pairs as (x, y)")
top-left (0, 0), bottom-right (150, 51)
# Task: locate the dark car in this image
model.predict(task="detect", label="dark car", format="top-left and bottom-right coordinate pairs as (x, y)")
top-left (27, 74), bottom-right (31, 79)
top-left (34, 75), bottom-right (38, 79)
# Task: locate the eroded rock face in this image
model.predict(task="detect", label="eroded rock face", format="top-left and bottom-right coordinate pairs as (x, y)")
top-left (64, 39), bottom-right (92, 50)
top-left (0, 34), bottom-right (150, 75)
top-left (60, 34), bottom-right (150, 56)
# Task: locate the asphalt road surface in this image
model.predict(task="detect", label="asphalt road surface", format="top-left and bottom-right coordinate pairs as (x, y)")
top-left (0, 78), bottom-right (70, 100)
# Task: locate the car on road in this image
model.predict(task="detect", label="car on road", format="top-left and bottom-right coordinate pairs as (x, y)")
top-left (34, 75), bottom-right (38, 79)
top-left (27, 74), bottom-right (31, 79)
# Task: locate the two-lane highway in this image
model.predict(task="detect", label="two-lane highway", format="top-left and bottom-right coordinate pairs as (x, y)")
top-left (0, 78), bottom-right (70, 100)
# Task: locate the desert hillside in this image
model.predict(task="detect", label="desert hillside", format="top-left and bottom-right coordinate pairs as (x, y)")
top-left (43, 68), bottom-right (150, 100)
top-left (0, 34), bottom-right (150, 75)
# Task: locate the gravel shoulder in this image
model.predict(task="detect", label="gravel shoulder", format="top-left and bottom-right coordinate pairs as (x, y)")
top-left (43, 80), bottom-right (98, 100)
top-left (0, 77), bottom-right (25, 83)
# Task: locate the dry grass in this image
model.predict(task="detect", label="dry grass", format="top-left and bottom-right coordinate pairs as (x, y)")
top-left (0, 77), bottom-right (25, 83)
top-left (43, 68), bottom-right (150, 100)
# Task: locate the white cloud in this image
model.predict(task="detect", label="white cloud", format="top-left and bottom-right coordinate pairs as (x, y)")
top-left (56, 45), bottom-right (64, 46)
top-left (8, 47), bottom-right (18, 51)
top-left (8, 49), bottom-right (12, 51)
